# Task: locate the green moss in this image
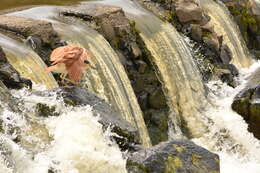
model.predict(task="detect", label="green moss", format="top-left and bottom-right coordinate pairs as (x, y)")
top-left (164, 156), bottom-right (183, 173)
top-left (191, 154), bottom-right (202, 165)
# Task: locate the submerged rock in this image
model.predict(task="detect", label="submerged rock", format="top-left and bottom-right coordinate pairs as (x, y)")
top-left (232, 68), bottom-right (260, 139)
top-left (126, 139), bottom-right (220, 173)
top-left (37, 86), bottom-right (140, 150)
top-left (0, 46), bottom-right (32, 89)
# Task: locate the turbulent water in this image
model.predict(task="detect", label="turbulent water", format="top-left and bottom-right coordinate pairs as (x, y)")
top-left (0, 34), bottom-right (58, 89)
top-left (6, 6), bottom-right (151, 147)
top-left (198, 0), bottom-right (253, 69)
top-left (0, 86), bottom-right (127, 173)
top-left (193, 62), bottom-right (260, 173)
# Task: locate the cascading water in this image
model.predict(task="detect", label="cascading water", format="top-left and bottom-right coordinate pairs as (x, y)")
top-left (0, 85), bottom-right (127, 173)
top-left (193, 62), bottom-right (260, 173)
top-left (198, 0), bottom-right (253, 69)
top-left (92, 0), bottom-right (208, 138)
top-left (0, 34), bottom-right (58, 89)
top-left (6, 6), bottom-right (151, 147)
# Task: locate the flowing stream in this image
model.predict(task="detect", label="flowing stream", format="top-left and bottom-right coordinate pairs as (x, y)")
top-left (0, 0), bottom-right (260, 173)
top-left (6, 6), bottom-right (151, 147)
top-left (198, 0), bottom-right (254, 69)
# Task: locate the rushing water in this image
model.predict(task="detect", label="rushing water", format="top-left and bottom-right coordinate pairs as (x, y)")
top-left (0, 34), bottom-right (58, 89)
top-left (0, 0), bottom-right (260, 172)
top-left (193, 62), bottom-right (260, 173)
top-left (198, 0), bottom-right (253, 69)
top-left (5, 6), bottom-right (151, 147)
top-left (0, 85), bottom-right (127, 173)
top-left (92, 0), bottom-right (207, 138)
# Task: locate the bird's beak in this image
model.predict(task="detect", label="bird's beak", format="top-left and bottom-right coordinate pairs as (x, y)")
top-left (84, 60), bottom-right (97, 70)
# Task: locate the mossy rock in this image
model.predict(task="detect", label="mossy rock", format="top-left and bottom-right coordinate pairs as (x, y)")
top-left (126, 139), bottom-right (220, 173)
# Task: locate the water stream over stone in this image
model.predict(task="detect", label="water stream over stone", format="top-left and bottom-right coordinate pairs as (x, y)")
top-left (198, 0), bottom-right (254, 69)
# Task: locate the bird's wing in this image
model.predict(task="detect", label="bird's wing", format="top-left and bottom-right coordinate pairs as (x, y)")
top-left (66, 58), bottom-right (86, 83)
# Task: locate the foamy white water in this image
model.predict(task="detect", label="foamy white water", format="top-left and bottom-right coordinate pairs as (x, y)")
top-left (193, 61), bottom-right (260, 173)
top-left (0, 87), bottom-right (127, 173)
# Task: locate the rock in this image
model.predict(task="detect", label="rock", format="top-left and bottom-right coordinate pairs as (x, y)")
top-left (126, 139), bottom-right (220, 173)
top-left (0, 16), bottom-right (62, 62)
top-left (215, 68), bottom-right (237, 87)
top-left (175, 0), bottom-right (204, 23)
top-left (60, 4), bottom-right (138, 57)
top-left (232, 68), bottom-right (260, 139)
top-left (0, 46), bottom-right (32, 89)
top-left (220, 44), bottom-right (232, 64)
top-left (191, 24), bottom-right (203, 41)
top-left (202, 33), bottom-right (220, 52)
top-left (249, 0), bottom-right (260, 16)
top-left (144, 109), bottom-right (169, 145)
top-left (37, 86), bottom-right (140, 150)
top-left (148, 88), bottom-right (167, 109)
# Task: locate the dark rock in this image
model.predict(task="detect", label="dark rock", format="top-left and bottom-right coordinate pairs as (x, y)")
top-left (175, 0), bottom-right (204, 23)
top-left (40, 86), bottom-right (141, 150)
top-left (232, 68), bottom-right (260, 139)
top-left (191, 24), bottom-right (203, 42)
top-left (0, 16), bottom-right (62, 63)
top-left (144, 109), bottom-right (169, 145)
top-left (148, 88), bottom-right (167, 109)
top-left (126, 139), bottom-right (220, 173)
top-left (215, 68), bottom-right (237, 87)
top-left (220, 44), bottom-right (232, 64)
top-left (0, 46), bottom-right (32, 89)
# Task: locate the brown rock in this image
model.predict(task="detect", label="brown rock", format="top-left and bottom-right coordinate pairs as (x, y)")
top-left (175, 0), bottom-right (204, 23)
top-left (0, 16), bottom-right (59, 45)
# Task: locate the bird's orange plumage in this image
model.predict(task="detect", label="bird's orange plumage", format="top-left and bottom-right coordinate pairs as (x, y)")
top-left (45, 45), bottom-right (91, 83)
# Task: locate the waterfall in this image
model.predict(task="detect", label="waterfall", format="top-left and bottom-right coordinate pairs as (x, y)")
top-left (0, 86), bottom-right (127, 173)
top-left (93, 0), bottom-right (208, 138)
top-left (6, 6), bottom-right (151, 147)
top-left (0, 34), bottom-right (58, 89)
top-left (198, 0), bottom-right (253, 69)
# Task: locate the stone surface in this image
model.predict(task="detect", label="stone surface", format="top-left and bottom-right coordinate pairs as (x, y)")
top-left (232, 68), bottom-right (260, 139)
top-left (0, 16), bottom-right (62, 62)
top-left (126, 139), bottom-right (220, 173)
top-left (175, 0), bottom-right (204, 23)
top-left (36, 86), bottom-right (140, 150)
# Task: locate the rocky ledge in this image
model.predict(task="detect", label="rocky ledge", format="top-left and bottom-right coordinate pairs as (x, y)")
top-left (232, 67), bottom-right (260, 139)
top-left (0, 15), bottom-right (64, 63)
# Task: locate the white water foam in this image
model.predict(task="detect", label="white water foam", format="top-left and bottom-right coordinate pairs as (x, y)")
top-left (0, 87), bottom-right (127, 173)
top-left (193, 61), bottom-right (260, 173)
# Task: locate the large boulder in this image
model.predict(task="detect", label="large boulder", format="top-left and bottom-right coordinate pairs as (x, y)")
top-left (0, 46), bottom-right (32, 89)
top-left (35, 86), bottom-right (140, 150)
top-left (0, 16), bottom-right (63, 62)
top-left (126, 139), bottom-right (220, 173)
top-left (232, 68), bottom-right (260, 139)
top-left (175, 0), bottom-right (204, 23)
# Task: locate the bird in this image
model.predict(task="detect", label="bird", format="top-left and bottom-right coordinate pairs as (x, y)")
top-left (45, 45), bottom-right (92, 83)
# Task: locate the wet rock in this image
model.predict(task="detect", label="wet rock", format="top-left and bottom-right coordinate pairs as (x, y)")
top-left (0, 16), bottom-right (62, 62)
top-left (175, 0), bottom-right (204, 23)
top-left (39, 86), bottom-right (141, 150)
top-left (143, 109), bottom-right (169, 145)
top-left (220, 44), bottom-right (232, 64)
top-left (126, 139), bottom-right (220, 173)
top-left (215, 68), bottom-right (237, 87)
top-left (191, 24), bottom-right (203, 42)
top-left (60, 4), bottom-right (140, 58)
top-left (0, 46), bottom-right (32, 89)
top-left (148, 88), bottom-right (167, 109)
top-left (232, 68), bottom-right (260, 139)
